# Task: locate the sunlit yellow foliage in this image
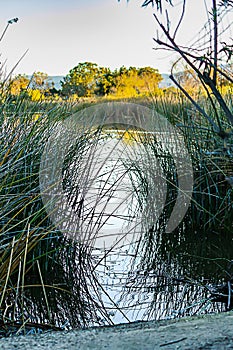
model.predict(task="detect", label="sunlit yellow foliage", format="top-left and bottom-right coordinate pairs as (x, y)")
top-left (28, 89), bottom-right (44, 101)
top-left (114, 66), bottom-right (162, 98)
top-left (218, 84), bottom-right (233, 95)
top-left (61, 63), bottom-right (163, 99)
top-left (32, 113), bottom-right (42, 122)
top-left (10, 74), bottom-right (30, 95)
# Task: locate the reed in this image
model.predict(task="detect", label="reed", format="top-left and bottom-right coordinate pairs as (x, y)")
top-left (0, 92), bottom-right (117, 335)
top-left (122, 93), bottom-right (233, 319)
top-left (0, 56), bottom-right (232, 331)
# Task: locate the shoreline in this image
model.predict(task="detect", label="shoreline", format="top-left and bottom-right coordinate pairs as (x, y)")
top-left (0, 311), bottom-right (233, 349)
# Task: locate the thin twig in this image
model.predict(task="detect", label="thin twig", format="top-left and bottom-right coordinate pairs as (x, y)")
top-left (160, 337), bottom-right (187, 347)
top-left (173, 0), bottom-right (186, 39)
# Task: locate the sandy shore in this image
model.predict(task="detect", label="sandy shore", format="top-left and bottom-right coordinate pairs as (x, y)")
top-left (0, 311), bottom-right (233, 349)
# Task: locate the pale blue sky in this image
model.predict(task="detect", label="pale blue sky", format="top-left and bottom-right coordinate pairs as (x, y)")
top-left (0, 0), bottom-right (232, 76)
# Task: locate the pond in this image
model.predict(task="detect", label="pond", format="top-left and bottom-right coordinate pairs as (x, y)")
top-left (39, 102), bottom-right (232, 328)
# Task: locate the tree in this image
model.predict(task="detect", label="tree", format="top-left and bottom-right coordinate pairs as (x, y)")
top-left (113, 66), bottom-right (162, 97)
top-left (95, 67), bottom-right (115, 96)
top-left (175, 67), bottom-right (201, 94)
top-left (61, 63), bottom-right (163, 98)
top-left (114, 66), bottom-right (141, 97)
top-left (31, 72), bottom-right (51, 92)
top-left (61, 62), bottom-right (99, 97)
top-left (9, 74), bottom-right (30, 95)
top-left (138, 66), bottom-right (163, 94)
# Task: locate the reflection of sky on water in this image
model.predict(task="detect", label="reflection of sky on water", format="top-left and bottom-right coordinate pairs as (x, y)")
top-left (93, 244), bottom-right (141, 324)
top-left (66, 132), bottom-right (149, 323)
top-left (74, 133), bottom-right (156, 324)
top-left (66, 130), bottom-right (198, 324)
top-left (74, 135), bottom-right (147, 250)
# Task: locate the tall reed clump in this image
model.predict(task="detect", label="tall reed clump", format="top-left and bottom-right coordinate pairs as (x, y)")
top-left (120, 93), bottom-right (233, 320)
top-left (0, 88), bottom-right (115, 334)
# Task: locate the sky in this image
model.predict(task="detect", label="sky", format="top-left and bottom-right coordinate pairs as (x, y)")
top-left (0, 0), bottom-right (232, 76)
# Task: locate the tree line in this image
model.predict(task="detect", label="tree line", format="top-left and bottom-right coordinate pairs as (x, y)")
top-left (9, 61), bottom-right (232, 102)
top-left (9, 62), bottom-right (163, 100)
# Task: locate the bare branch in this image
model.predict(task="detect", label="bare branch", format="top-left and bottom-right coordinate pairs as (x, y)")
top-left (173, 0), bottom-right (186, 39)
top-left (202, 72), bottom-right (233, 125)
top-left (153, 5), bottom-right (233, 128)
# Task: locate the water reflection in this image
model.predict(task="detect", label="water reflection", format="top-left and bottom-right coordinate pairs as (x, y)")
top-left (63, 126), bottom-right (232, 325)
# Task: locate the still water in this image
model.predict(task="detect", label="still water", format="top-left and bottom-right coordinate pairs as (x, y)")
top-left (63, 128), bottom-right (228, 325)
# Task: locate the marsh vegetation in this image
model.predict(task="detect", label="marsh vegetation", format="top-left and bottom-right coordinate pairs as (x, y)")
top-left (0, 0), bottom-right (232, 337)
